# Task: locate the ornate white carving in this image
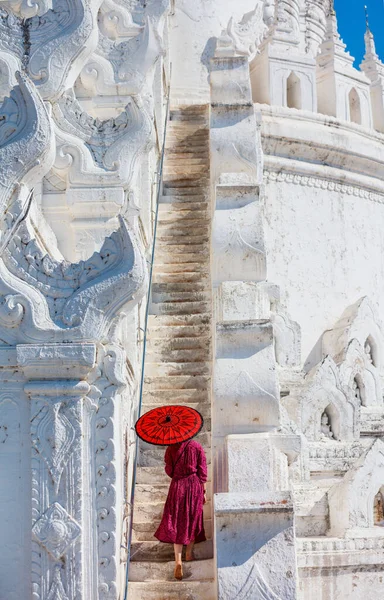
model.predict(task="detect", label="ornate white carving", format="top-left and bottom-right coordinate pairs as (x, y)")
top-left (339, 339), bottom-right (383, 408)
top-left (0, 73), bottom-right (54, 220)
top-left (47, 567), bottom-right (69, 600)
top-left (0, 0), bottom-right (52, 18)
top-left (32, 502), bottom-right (81, 560)
top-left (216, 3), bottom-right (268, 60)
top-left (52, 91), bottom-right (153, 186)
top-left (0, 0), bottom-right (103, 101)
top-left (323, 297), bottom-right (384, 372)
top-left (293, 356), bottom-right (360, 442)
top-left (98, 0), bottom-right (143, 41)
top-left (264, 169), bottom-right (384, 205)
top-left (0, 216), bottom-right (147, 343)
top-left (31, 402), bottom-right (77, 490)
top-left (304, 0), bottom-right (328, 57)
top-left (328, 439), bottom-right (384, 536)
top-left (78, 16), bottom-right (164, 99)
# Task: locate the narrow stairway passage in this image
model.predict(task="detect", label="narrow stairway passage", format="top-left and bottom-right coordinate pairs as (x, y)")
top-left (128, 105), bottom-right (215, 600)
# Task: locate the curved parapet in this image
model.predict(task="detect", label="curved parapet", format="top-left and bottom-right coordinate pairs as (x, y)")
top-left (0, 0), bottom-right (102, 101)
top-left (0, 72), bottom-right (54, 219)
top-left (52, 91), bottom-right (153, 186)
top-left (0, 215), bottom-right (147, 343)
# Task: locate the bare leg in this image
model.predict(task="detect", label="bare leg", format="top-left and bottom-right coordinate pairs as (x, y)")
top-left (174, 543), bottom-right (183, 565)
top-left (186, 541), bottom-right (195, 561)
top-left (174, 544), bottom-right (183, 580)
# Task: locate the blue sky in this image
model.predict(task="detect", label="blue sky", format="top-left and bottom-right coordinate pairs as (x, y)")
top-left (335, 0), bottom-right (384, 66)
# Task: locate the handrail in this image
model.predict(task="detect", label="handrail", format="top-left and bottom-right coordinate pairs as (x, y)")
top-left (123, 64), bottom-right (172, 600)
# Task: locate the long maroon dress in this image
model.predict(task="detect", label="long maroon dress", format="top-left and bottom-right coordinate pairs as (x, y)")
top-left (154, 439), bottom-right (207, 545)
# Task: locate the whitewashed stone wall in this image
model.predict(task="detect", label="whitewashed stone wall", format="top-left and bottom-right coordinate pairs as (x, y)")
top-left (0, 1), bottom-right (169, 599)
top-left (204, 2), bottom-right (384, 599)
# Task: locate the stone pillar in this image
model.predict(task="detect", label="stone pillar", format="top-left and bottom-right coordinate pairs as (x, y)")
top-left (215, 492), bottom-right (297, 600)
top-left (17, 343), bottom-right (97, 600)
top-left (210, 37), bottom-right (299, 600)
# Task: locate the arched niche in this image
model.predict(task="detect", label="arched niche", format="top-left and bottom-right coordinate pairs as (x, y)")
top-left (323, 297), bottom-right (384, 376)
top-left (374, 487), bottom-right (384, 526)
top-left (349, 87), bottom-right (362, 125)
top-left (320, 404), bottom-right (340, 441)
top-left (364, 334), bottom-right (378, 368)
top-left (286, 72), bottom-right (302, 109)
top-left (299, 357), bottom-right (360, 442)
top-left (352, 373), bottom-right (365, 406)
top-left (328, 439), bottom-right (384, 535)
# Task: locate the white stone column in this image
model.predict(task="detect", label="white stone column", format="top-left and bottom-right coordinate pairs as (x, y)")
top-left (18, 343), bottom-right (97, 600)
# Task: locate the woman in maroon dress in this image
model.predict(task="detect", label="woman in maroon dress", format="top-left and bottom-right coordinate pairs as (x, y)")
top-left (154, 438), bottom-right (207, 580)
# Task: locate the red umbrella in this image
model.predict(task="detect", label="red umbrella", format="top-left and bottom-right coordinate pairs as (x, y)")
top-left (135, 405), bottom-right (204, 446)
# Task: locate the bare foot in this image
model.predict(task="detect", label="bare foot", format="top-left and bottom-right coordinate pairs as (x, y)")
top-left (174, 563), bottom-right (183, 580)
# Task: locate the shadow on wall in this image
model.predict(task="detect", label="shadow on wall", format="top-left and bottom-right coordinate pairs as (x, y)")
top-left (201, 37), bottom-right (219, 85)
top-left (304, 333), bottom-right (324, 373)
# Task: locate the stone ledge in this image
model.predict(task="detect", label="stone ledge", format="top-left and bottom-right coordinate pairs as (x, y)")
top-left (214, 491), bottom-right (293, 515)
top-left (17, 342), bottom-right (96, 379)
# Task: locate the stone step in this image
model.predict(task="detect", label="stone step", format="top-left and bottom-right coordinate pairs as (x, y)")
top-left (157, 211), bottom-right (209, 223)
top-left (165, 143), bottom-right (208, 152)
top-left (165, 156), bottom-right (208, 165)
top-left (136, 465), bottom-right (212, 486)
top-left (156, 236), bottom-right (210, 247)
top-left (145, 347), bottom-right (210, 363)
top-left (129, 558), bottom-right (214, 582)
top-left (147, 313), bottom-right (211, 327)
top-left (165, 144), bottom-right (209, 161)
top-left (152, 281), bottom-right (208, 293)
top-left (170, 106), bottom-right (207, 114)
top-left (164, 163), bottom-right (209, 173)
top-left (130, 539), bottom-right (213, 563)
top-left (142, 389), bottom-right (210, 403)
top-left (158, 201), bottom-right (209, 212)
top-left (148, 333), bottom-right (211, 349)
top-left (163, 175), bottom-right (209, 186)
top-left (169, 114), bottom-right (207, 122)
top-left (148, 325), bottom-right (211, 341)
top-left (168, 118), bottom-right (208, 126)
top-left (153, 258), bottom-right (208, 270)
top-left (141, 402), bottom-right (211, 420)
top-left (154, 254), bottom-right (208, 266)
top-left (160, 194), bottom-right (208, 203)
top-left (163, 175), bottom-right (209, 185)
top-left (127, 580), bottom-right (215, 600)
top-left (152, 274), bottom-right (209, 287)
top-left (162, 186), bottom-right (208, 196)
top-left (152, 301), bottom-right (211, 315)
top-left (166, 132), bottom-right (209, 141)
top-left (132, 518), bottom-right (213, 542)
top-left (144, 374), bottom-right (211, 391)
top-left (154, 244), bottom-right (209, 257)
top-left (152, 290), bottom-right (210, 304)
top-left (156, 223), bottom-right (210, 237)
top-left (146, 361), bottom-right (210, 376)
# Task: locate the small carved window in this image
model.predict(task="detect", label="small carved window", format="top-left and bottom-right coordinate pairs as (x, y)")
top-left (287, 72), bottom-right (302, 110)
top-left (374, 490), bottom-right (384, 526)
top-left (349, 88), bottom-right (361, 125)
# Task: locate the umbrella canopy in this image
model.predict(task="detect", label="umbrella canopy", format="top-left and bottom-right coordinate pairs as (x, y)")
top-left (135, 405), bottom-right (204, 446)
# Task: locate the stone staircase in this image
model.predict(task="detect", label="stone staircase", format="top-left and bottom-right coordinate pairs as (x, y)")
top-left (128, 105), bottom-right (216, 599)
